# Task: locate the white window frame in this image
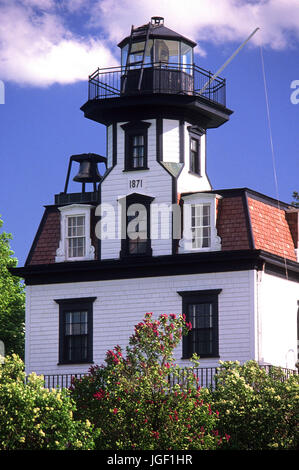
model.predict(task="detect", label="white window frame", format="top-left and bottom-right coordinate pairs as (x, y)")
top-left (55, 204), bottom-right (95, 262)
top-left (179, 193), bottom-right (222, 253)
top-left (191, 203), bottom-right (211, 249)
top-left (66, 215), bottom-right (86, 259)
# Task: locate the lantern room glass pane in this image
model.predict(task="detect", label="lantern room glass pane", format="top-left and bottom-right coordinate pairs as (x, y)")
top-left (152, 39), bottom-right (179, 65)
top-left (181, 41), bottom-right (193, 74)
top-left (128, 41), bottom-right (145, 69)
top-left (121, 43), bottom-right (129, 68)
top-left (144, 39), bottom-right (153, 66)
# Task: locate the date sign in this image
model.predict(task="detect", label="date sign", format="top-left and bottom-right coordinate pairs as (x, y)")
top-left (128, 178), bottom-right (145, 191)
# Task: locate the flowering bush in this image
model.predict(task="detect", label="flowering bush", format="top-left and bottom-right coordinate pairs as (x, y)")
top-left (210, 360), bottom-right (299, 450)
top-left (0, 354), bottom-right (96, 450)
top-left (71, 312), bottom-right (229, 450)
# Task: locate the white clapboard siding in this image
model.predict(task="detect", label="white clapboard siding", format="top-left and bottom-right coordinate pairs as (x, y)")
top-left (25, 270), bottom-right (258, 376)
top-left (162, 119), bottom-right (180, 163)
top-left (257, 272), bottom-right (299, 370)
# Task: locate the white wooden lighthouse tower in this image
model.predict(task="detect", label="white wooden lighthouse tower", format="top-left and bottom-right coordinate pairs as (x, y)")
top-left (81, 16), bottom-right (232, 260)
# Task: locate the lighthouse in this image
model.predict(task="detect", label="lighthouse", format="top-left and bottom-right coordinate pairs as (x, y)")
top-left (11, 17), bottom-right (299, 383)
top-left (81, 16), bottom-right (232, 259)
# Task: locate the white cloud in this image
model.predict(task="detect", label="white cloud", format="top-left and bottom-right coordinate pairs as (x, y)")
top-left (93, 0), bottom-right (299, 50)
top-left (0, 0), bottom-right (298, 87)
top-left (0, 1), bottom-right (117, 86)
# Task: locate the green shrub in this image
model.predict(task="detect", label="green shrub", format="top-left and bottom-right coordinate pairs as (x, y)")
top-left (0, 354), bottom-right (96, 450)
top-left (210, 360), bottom-right (299, 450)
top-left (71, 312), bottom-right (229, 450)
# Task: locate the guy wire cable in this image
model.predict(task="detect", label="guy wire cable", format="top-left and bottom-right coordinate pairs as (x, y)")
top-left (259, 44), bottom-right (289, 280)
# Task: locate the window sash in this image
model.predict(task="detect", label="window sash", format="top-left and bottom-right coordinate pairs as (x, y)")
top-left (120, 195), bottom-right (154, 257)
top-left (131, 134), bottom-right (145, 168)
top-left (189, 303), bottom-right (213, 355)
top-left (64, 310), bottom-right (88, 362)
top-left (190, 137), bottom-right (200, 174)
top-left (191, 204), bottom-right (211, 249)
top-left (179, 289), bottom-right (221, 359)
top-left (66, 216), bottom-right (86, 258)
top-left (127, 206), bottom-right (148, 254)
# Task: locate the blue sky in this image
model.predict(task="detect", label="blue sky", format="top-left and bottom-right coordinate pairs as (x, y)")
top-left (0, 0), bottom-right (298, 266)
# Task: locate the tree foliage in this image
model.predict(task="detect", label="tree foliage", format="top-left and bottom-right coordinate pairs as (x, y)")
top-left (0, 217), bottom-right (25, 358)
top-left (211, 360), bottom-right (299, 450)
top-left (0, 354), bottom-right (97, 450)
top-left (70, 312), bottom-right (229, 450)
top-left (292, 191), bottom-right (299, 208)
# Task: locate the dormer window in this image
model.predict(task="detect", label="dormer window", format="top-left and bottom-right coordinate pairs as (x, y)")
top-left (180, 193), bottom-right (221, 253)
top-left (191, 204), bottom-right (211, 249)
top-left (55, 204), bottom-right (95, 262)
top-left (66, 215), bottom-right (86, 258)
top-left (121, 121), bottom-right (151, 171)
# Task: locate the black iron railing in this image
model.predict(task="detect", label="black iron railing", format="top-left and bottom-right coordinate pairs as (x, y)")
top-left (42, 373), bottom-right (86, 389)
top-left (33, 365), bottom-right (297, 390)
top-left (87, 63), bottom-right (226, 107)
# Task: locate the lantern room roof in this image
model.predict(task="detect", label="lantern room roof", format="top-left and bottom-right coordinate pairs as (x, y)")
top-left (117, 17), bottom-right (197, 48)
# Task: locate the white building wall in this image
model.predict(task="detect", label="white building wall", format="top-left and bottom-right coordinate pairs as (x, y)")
top-left (25, 270), bottom-right (256, 376)
top-left (257, 271), bottom-right (299, 369)
top-left (162, 119), bottom-right (180, 163)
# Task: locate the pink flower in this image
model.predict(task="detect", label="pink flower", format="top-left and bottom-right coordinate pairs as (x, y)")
top-left (113, 408), bottom-right (118, 414)
top-left (93, 388), bottom-right (106, 400)
top-left (170, 313), bottom-right (177, 319)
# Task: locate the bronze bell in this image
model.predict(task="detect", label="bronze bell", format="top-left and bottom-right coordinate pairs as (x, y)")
top-left (73, 153), bottom-right (102, 183)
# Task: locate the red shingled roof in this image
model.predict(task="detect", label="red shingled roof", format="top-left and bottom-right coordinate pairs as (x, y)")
top-left (248, 196), bottom-right (297, 262)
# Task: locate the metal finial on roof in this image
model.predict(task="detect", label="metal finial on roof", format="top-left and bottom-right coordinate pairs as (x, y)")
top-left (151, 16), bottom-right (164, 26)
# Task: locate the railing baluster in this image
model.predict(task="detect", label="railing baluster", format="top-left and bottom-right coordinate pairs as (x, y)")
top-left (86, 63), bottom-right (226, 106)
top-left (28, 365), bottom-right (297, 391)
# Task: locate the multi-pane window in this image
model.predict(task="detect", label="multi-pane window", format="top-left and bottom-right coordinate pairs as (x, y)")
top-left (188, 303), bottom-right (213, 355)
top-left (130, 134), bottom-right (145, 169)
top-left (122, 121), bottom-right (151, 171)
top-left (179, 290), bottom-right (221, 359)
top-left (64, 310), bottom-right (88, 362)
top-left (191, 204), bottom-right (211, 249)
top-left (127, 205), bottom-right (147, 254)
top-left (120, 194), bottom-right (154, 257)
top-left (190, 137), bottom-right (200, 174)
top-left (66, 216), bottom-right (85, 258)
top-left (56, 297), bottom-right (95, 364)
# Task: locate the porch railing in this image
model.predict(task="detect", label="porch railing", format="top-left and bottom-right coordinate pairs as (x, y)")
top-left (37, 365), bottom-right (297, 391)
top-left (87, 63), bottom-right (226, 107)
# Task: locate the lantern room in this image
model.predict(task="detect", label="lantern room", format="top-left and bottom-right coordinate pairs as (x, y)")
top-left (119, 16), bottom-right (195, 73)
top-left (81, 17), bottom-right (233, 128)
